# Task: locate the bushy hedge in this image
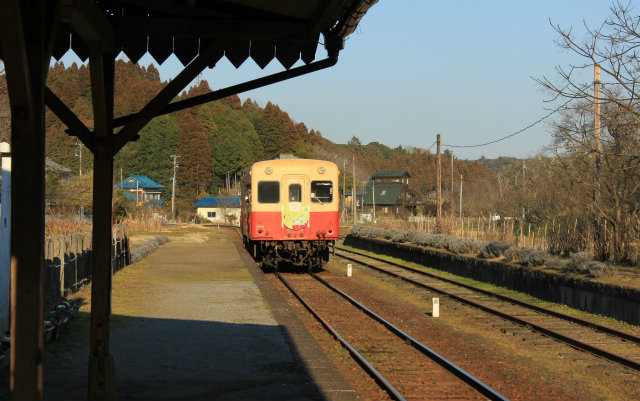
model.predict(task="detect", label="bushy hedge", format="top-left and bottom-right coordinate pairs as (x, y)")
top-left (561, 252), bottom-right (613, 277)
top-left (348, 225), bottom-right (613, 276)
top-left (130, 235), bottom-right (170, 264)
top-left (517, 248), bottom-right (549, 267)
top-left (479, 241), bottom-right (511, 259)
top-left (445, 238), bottom-right (483, 255)
top-left (351, 226), bottom-right (482, 255)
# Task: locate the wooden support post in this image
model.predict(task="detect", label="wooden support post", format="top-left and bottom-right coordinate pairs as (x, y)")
top-left (88, 43), bottom-right (117, 401)
top-left (436, 134), bottom-right (441, 219)
top-left (0, 1), bottom-right (56, 399)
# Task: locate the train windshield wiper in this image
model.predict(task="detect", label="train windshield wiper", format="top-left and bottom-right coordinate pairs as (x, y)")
top-left (312, 195), bottom-right (323, 205)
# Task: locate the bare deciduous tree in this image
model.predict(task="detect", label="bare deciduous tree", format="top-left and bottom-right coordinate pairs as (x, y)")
top-left (538, 1), bottom-right (640, 113)
top-left (535, 1), bottom-right (640, 263)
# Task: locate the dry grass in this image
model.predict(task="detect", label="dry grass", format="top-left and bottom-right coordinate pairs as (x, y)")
top-left (45, 217), bottom-right (91, 237)
top-left (121, 210), bottom-right (165, 232)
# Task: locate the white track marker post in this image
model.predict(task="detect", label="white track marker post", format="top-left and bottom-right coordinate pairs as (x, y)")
top-left (347, 263), bottom-right (352, 277)
top-left (432, 298), bottom-right (440, 317)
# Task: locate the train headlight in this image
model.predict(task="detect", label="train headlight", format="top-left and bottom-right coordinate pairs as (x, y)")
top-left (318, 166), bottom-right (325, 174)
top-left (265, 167), bottom-right (272, 174)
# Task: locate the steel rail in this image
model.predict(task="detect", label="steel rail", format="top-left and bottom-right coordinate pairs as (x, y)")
top-left (311, 273), bottom-right (510, 401)
top-left (336, 248), bottom-right (640, 371)
top-left (337, 247), bottom-right (640, 344)
top-left (274, 272), bottom-right (407, 401)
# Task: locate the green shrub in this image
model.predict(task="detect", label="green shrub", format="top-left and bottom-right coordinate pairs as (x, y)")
top-left (480, 241), bottom-right (511, 258)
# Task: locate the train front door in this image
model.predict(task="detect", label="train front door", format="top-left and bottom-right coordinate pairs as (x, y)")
top-left (282, 175), bottom-right (310, 237)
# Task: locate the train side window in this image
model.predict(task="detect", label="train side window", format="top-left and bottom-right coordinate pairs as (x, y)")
top-left (258, 181), bottom-right (280, 203)
top-left (289, 184), bottom-right (302, 202)
top-left (311, 181), bottom-right (333, 203)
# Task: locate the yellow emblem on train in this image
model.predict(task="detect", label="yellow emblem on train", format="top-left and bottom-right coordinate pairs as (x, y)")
top-left (282, 202), bottom-right (310, 230)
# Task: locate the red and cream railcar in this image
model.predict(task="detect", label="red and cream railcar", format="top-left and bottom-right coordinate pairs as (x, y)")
top-left (240, 159), bottom-right (339, 271)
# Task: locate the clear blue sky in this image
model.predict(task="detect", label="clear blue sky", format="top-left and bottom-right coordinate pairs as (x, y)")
top-left (68, 1), bottom-right (616, 160)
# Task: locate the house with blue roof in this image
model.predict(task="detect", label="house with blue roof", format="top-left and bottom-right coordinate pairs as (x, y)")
top-left (193, 196), bottom-right (241, 226)
top-left (115, 175), bottom-right (164, 206)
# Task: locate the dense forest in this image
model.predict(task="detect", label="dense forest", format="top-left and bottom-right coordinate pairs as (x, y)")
top-left (2, 61), bottom-right (493, 214)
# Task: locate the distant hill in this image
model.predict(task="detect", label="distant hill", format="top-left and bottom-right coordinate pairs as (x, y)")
top-left (1, 61), bottom-right (496, 205)
top-left (476, 156), bottom-right (521, 171)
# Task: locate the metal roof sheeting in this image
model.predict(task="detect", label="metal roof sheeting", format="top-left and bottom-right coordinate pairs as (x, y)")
top-left (115, 174), bottom-right (164, 189)
top-left (371, 170), bottom-right (411, 178)
top-left (362, 182), bottom-right (404, 205)
top-left (193, 196), bottom-right (241, 207)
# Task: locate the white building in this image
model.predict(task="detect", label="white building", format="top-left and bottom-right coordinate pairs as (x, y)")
top-left (193, 196), bottom-right (241, 226)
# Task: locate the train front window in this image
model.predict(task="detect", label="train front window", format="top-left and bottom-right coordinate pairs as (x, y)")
top-left (258, 181), bottom-right (279, 203)
top-left (311, 181), bottom-right (333, 203)
top-left (289, 184), bottom-right (302, 202)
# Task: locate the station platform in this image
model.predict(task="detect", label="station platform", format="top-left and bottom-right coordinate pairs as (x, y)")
top-left (41, 227), bottom-right (357, 400)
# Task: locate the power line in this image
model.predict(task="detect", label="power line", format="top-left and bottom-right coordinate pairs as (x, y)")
top-left (443, 98), bottom-right (573, 149)
top-left (426, 140), bottom-right (437, 152)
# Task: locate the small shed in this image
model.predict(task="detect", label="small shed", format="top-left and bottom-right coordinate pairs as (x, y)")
top-left (115, 175), bottom-right (164, 206)
top-left (193, 196), bottom-right (241, 226)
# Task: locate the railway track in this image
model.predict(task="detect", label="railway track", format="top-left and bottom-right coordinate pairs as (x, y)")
top-left (274, 270), bottom-right (510, 401)
top-left (335, 246), bottom-right (640, 372)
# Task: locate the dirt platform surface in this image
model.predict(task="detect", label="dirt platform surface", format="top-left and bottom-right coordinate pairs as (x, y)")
top-left (37, 226), bottom-right (355, 400)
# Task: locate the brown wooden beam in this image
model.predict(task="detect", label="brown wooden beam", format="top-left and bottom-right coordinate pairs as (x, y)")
top-left (0, 1), bottom-right (57, 399)
top-left (113, 39), bottom-right (223, 152)
top-left (87, 42), bottom-right (117, 401)
top-left (44, 88), bottom-right (95, 152)
top-left (112, 55), bottom-right (338, 128)
top-left (113, 16), bottom-right (306, 39)
top-left (60, 0), bottom-right (115, 52)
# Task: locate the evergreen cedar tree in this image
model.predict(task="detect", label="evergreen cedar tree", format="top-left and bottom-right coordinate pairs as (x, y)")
top-left (5, 61), bottom-right (491, 203)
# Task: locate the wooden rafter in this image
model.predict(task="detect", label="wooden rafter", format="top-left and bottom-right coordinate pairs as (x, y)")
top-left (44, 88), bottom-right (95, 152)
top-left (113, 16), bottom-right (308, 40)
top-left (112, 39), bottom-right (224, 152)
top-left (60, 0), bottom-right (116, 52)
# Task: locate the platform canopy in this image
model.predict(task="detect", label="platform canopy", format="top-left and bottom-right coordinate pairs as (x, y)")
top-left (0, 1), bottom-right (376, 400)
top-left (47, 0), bottom-right (373, 68)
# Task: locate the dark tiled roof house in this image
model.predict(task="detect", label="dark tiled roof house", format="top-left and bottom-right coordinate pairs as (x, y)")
top-left (363, 170), bottom-right (413, 217)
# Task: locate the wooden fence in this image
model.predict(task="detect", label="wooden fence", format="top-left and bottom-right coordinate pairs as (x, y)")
top-left (399, 216), bottom-right (549, 250)
top-left (44, 224), bottom-right (130, 300)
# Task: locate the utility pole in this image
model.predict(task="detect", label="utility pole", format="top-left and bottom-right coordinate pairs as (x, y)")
top-left (171, 154), bottom-right (180, 221)
top-left (594, 64), bottom-right (602, 169)
top-left (451, 152), bottom-right (454, 215)
top-left (372, 179), bottom-right (376, 222)
top-left (436, 134), bottom-right (441, 219)
top-left (593, 63), bottom-right (602, 239)
top-left (352, 154), bottom-right (356, 223)
top-left (75, 142), bottom-right (83, 176)
top-left (522, 161), bottom-right (526, 219)
top-left (459, 175), bottom-right (463, 218)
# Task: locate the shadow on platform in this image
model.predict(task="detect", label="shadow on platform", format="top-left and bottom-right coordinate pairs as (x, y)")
top-left (2, 312), bottom-right (326, 401)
